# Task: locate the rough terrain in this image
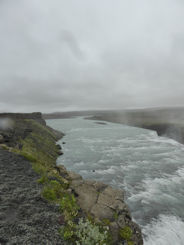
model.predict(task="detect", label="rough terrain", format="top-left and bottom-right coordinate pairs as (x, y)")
top-left (58, 166), bottom-right (143, 244)
top-left (0, 148), bottom-right (65, 245)
top-left (0, 112), bottom-right (143, 245)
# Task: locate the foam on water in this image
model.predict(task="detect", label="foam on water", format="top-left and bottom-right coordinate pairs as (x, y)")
top-left (47, 117), bottom-right (184, 245)
top-left (143, 215), bottom-right (184, 245)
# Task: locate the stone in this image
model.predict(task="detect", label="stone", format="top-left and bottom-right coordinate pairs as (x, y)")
top-left (110, 200), bottom-right (127, 212)
top-left (92, 181), bottom-right (108, 192)
top-left (58, 150), bottom-right (63, 155)
top-left (83, 180), bottom-right (107, 192)
top-left (56, 144), bottom-right (62, 150)
top-left (70, 179), bottom-right (84, 188)
top-left (67, 171), bottom-right (83, 181)
top-left (73, 183), bottom-right (98, 213)
top-left (125, 221), bottom-right (143, 245)
top-left (97, 186), bottom-right (124, 208)
top-left (109, 222), bottom-right (119, 243)
top-left (102, 186), bottom-right (124, 201)
top-left (90, 203), bottom-right (114, 221)
top-left (56, 165), bottom-right (68, 178)
top-left (117, 215), bottom-right (126, 228)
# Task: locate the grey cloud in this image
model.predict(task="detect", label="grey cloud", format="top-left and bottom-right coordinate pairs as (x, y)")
top-left (60, 30), bottom-right (85, 60)
top-left (0, 0), bottom-right (184, 112)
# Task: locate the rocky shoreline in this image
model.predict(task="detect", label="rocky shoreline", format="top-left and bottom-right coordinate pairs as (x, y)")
top-left (0, 113), bottom-right (143, 244)
top-left (56, 165), bottom-right (143, 244)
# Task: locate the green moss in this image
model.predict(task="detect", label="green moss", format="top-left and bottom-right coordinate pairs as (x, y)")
top-left (113, 211), bottom-right (118, 221)
top-left (102, 218), bottom-right (111, 226)
top-left (32, 161), bottom-right (49, 175)
top-left (42, 186), bottom-right (57, 201)
top-left (14, 119), bottom-right (59, 170)
top-left (60, 193), bottom-right (79, 220)
top-left (42, 179), bottom-right (66, 202)
top-left (10, 118), bottom-right (114, 244)
top-left (128, 241), bottom-right (134, 245)
top-left (59, 224), bottom-right (75, 241)
top-left (119, 226), bottom-right (133, 242)
top-left (37, 175), bottom-right (49, 184)
top-left (20, 152), bottom-right (37, 162)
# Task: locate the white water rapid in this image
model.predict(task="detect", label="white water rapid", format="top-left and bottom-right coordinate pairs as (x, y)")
top-left (47, 117), bottom-right (184, 245)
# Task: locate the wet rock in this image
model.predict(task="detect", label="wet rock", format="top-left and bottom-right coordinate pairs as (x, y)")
top-left (58, 150), bottom-right (64, 155)
top-left (56, 144), bottom-right (62, 150)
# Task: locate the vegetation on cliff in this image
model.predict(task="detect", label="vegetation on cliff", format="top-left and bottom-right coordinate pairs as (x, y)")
top-left (0, 114), bottom-right (143, 244)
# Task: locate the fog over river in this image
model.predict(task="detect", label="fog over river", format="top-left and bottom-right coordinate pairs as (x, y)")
top-left (47, 117), bottom-right (184, 245)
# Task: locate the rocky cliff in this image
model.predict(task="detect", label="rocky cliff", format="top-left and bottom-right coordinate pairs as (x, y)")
top-left (0, 113), bottom-right (143, 245)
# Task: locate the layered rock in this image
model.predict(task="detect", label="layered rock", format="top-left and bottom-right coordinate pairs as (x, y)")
top-left (0, 112), bottom-right (64, 147)
top-left (57, 166), bottom-right (143, 244)
top-left (0, 112), bottom-right (46, 125)
top-left (0, 112), bottom-right (143, 244)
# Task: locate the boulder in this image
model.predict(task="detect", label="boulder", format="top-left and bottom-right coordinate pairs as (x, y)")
top-left (73, 183), bottom-right (98, 213)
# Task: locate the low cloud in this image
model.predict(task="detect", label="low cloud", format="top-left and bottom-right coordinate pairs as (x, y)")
top-left (0, 0), bottom-right (184, 112)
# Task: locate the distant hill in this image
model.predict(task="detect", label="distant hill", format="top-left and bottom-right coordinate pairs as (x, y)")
top-left (44, 107), bottom-right (184, 144)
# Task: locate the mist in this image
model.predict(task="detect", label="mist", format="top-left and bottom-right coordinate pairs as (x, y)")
top-left (0, 0), bottom-right (184, 112)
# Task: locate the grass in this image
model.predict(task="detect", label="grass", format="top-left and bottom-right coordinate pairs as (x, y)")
top-left (119, 226), bottom-right (133, 244)
top-left (7, 118), bottom-right (121, 244)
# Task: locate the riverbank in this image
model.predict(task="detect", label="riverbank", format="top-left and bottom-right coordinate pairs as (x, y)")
top-left (44, 107), bottom-right (184, 145)
top-left (0, 113), bottom-right (143, 244)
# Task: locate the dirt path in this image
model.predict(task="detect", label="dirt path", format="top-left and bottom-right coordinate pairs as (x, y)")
top-left (0, 148), bottom-right (65, 245)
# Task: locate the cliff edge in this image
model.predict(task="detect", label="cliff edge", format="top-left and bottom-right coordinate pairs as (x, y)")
top-left (0, 113), bottom-right (143, 245)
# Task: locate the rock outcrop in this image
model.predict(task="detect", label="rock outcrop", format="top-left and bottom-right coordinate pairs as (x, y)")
top-left (0, 112), bottom-right (143, 244)
top-left (0, 112), bottom-right (46, 125)
top-left (0, 112), bottom-right (64, 148)
top-left (57, 166), bottom-right (143, 244)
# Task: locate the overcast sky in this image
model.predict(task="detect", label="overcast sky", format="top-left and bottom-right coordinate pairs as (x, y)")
top-left (0, 0), bottom-right (184, 113)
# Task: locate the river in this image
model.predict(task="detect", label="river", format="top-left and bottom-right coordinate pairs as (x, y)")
top-left (47, 117), bottom-right (184, 245)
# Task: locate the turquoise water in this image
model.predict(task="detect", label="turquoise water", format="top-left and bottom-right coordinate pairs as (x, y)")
top-left (47, 117), bottom-right (184, 245)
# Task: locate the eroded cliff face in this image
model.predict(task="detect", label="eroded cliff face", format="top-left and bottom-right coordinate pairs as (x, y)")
top-left (57, 166), bottom-right (143, 244)
top-left (0, 112), bottom-right (143, 245)
top-left (0, 112), bottom-right (63, 148)
top-left (0, 112), bottom-right (46, 125)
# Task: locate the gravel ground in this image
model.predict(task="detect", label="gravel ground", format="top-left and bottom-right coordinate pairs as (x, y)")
top-left (0, 148), bottom-right (66, 245)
